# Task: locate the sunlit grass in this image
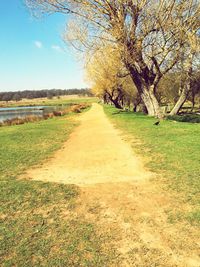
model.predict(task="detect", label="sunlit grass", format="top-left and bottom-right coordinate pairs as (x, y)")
top-left (0, 96), bottom-right (98, 108)
top-left (104, 105), bottom-right (200, 225)
top-left (0, 109), bottom-right (118, 266)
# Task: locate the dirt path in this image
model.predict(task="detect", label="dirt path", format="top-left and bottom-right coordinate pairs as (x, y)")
top-left (25, 103), bottom-right (150, 185)
top-left (24, 103), bottom-right (200, 267)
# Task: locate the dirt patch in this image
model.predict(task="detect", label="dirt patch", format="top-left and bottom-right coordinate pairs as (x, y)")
top-left (23, 103), bottom-right (200, 266)
top-left (77, 182), bottom-right (200, 267)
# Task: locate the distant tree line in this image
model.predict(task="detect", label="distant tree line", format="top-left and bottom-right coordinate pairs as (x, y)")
top-left (0, 89), bottom-right (92, 102)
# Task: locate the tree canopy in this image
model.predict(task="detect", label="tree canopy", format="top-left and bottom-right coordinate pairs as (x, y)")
top-left (26, 0), bottom-right (200, 117)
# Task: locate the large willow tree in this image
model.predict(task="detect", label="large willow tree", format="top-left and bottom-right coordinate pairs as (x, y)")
top-left (86, 44), bottom-right (139, 109)
top-left (26, 0), bottom-right (200, 117)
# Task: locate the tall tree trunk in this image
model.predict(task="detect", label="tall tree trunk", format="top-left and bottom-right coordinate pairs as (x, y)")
top-left (170, 83), bottom-right (190, 115)
top-left (111, 98), bottom-right (123, 109)
top-left (141, 86), bottom-right (163, 118)
top-left (141, 104), bottom-right (148, 114)
top-left (190, 90), bottom-right (195, 112)
top-left (170, 56), bottom-right (193, 115)
top-left (128, 67), bottom-right (163, 117)
top-left (103, 94), bottom-right (108, 104)
top-left (106, 89), bottom-right (123, 109)
top-left (107, 93), bottom-right (123, 109)
top-left (133, 96), bottom-right (141, 112)
top-left (120, 97), bottom-right (124, 108)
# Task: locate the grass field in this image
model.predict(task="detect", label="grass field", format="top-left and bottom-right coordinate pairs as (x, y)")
top-left (0, 96), bottom-right (97, 108)
top-left (0, 110), bottom-right (118, 266)
top-left (104, 105), bottom-right (200, 225)
top-left (1, 102), bottom-right (199, 266)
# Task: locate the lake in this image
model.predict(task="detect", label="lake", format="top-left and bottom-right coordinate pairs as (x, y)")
top-left (0, 106), bottom-right (56, 123)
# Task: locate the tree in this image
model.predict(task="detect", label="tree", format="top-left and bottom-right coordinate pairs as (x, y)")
top-left (156, 73), bottom-right (180, 111)
top-left (0, 89), bottom-right (91, 102)
top-left (1, 93), bottom-right (12, 102)
top-left (26, 0), bottom-right (200, 117)
top-left (85, 44), bottom-right (139, 110)
top-left (12, 93), bottom-right (21, 102)
top-left (47, 91), bottom-right (54, 99)
top-left (86, 45), bottom-right (124, 109)
top-left (189, 71), bottom-right (200, 111)
top-left (169, 3), bottom-right (200, 115)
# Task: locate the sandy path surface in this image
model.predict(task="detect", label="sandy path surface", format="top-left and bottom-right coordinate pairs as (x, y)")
top-left (24, 103), bottom-right (200, 267)
top-left (25, 103), bottom-right (150, 184)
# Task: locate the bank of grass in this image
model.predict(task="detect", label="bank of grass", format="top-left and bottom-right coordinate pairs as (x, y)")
top-left (0, 103), bottom-right (90, 127)
top-left (104, 105), bottom-right (200, 225)
top-left (0, 111), bottom-right (119, 266)
top-left (0, 96), bottom-right (97, 108)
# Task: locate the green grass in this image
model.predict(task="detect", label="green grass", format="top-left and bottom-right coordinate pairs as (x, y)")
top-left (167, 114), bottom-right (200, 123)
top-left (1, 97), bottom-right (98, 108)
top-left (0, 111), bottom-right (119, 266)
top-left (104, 105), bottom-right (200, 225)
top-left (0, 116), bottom-right (78, 178)
top-left (32, 96), bottom-right (97, 107)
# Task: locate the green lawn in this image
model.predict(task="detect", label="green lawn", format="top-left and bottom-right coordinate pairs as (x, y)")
top-left (1, 96), bottom-right (98, 108)
top-left (0, 112), bottom-right (118, 266)
top-left (104, 105), bottom-right (200, 225)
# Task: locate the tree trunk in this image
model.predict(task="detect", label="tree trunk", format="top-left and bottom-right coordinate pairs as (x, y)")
top-left (128, 67), bottom-right (163, 117)
top-left (133, 97), bottom-right (141, 112)
top-left (170, 84), bottom-right (190, 115)
top-left (106, 89), bottom-right (123, 109)
top-left (141, 86), bottom-right (163, 118)
top-left (112, 99), bottom-right (123, 109)
top-left (133, 101), bottom-right (141, 114)
top-left (141, 104), bottom-right (148, 114)
top-left (190, 90), bottom-right (195, 112)
top-left (103, 94), bottom-right (108, 104)
top-left (120, 97), bottom-right (124, 108)
top-left (107, 94), bottom-right (123, 109)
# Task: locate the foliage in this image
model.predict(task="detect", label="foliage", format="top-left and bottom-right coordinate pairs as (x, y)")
top-left (167, 114), bottom-right (200, 123)
top-left (26, 0), bottom-right (200, 117)
top-left (0, 88), bottom-right (92, 102)
top-left (157, 73), bottom-right (180, 104)
top-left (85, 44), bottom-right (140, 110)
top-left (157, 70), bottom-right (200, 108)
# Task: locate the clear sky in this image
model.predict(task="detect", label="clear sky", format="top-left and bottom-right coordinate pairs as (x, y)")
top-left (0, 0), bottom-right (87, 92)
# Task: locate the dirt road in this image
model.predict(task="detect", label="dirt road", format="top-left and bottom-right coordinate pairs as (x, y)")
top-left (25, 103), bottom-right (200, 267)
top-left (25, 103), bottom-right (150, 184)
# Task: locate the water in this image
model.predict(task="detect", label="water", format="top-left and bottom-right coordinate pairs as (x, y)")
top-left (0, 106), bottom-right (55, 123)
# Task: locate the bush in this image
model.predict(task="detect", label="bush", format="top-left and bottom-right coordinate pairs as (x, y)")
top-left (53, 110), bottom-right (64, 116)
top-left (0, 104), bottom-right (91, 127)
top-left (43, 113), bottom-right (54, 120)
top-left (0, 115), bottom-right (43, 127)
top-left (69, 103), bottom-right (90, 113)
top-left (167, 114), bottom-right (200, 123)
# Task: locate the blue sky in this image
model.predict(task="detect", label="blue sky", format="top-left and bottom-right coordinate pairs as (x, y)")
top-left (0, 0), bottom-right (87, 92)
